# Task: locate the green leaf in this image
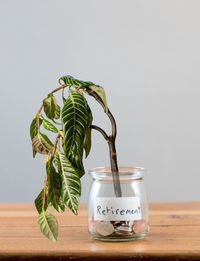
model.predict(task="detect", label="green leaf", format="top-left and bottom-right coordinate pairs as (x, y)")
top-left (35, 189), bottom-right (49, 214)
top-left (32, 132), bottom-right (53, 155)
top-left (30, 117), bottom-right (43, 158)
top-left (53, 151), bottom-right (61, 170)
top-left (54, 149), bottom-right (84, 178)
top-left (69, 148), bottom-right (85, 178)
top-left (61, 136), bottom-right (67, 154)
top-left (54, 105), bottom-right (61, 119)
top-left (84, 128), bottom-right (92, 158)
top-left (30, 117), bottom-right (42, 140)
top-left (33, 149), bottom-right (37, 158)
top-left (43, 94), bottom-right (57, 120)
top-left (59, 75), bottom-right (96, 87)
top-left (84, 103), bottom-right (93, 158)
top-left (46, 161), bottom-right (62, 212)
top-left (58, 75), bottom-right (108, 113)
top-left (88, 85), bottom-right (108, 113)
top-left (43, 119), bottom-right (58, 133)
top-left (62, 91), bottom-right (67, 104)
top-left (49, 201), bottom-right (65, 213)
top-left (57, 149), bottom-right (81, 215)
top-left (37, 210), bottom-right (58, 242)
top-left (61, 90), bottom-right (88, 157)
top-left (52, 120), bottom-right (62, 126)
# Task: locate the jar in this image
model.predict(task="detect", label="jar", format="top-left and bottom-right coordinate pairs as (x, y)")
top-left (88, 167), bottom-right (149, 241)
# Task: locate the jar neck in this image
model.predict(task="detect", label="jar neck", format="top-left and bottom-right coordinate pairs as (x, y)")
top-left (88, 167), bottom-right (146, 181)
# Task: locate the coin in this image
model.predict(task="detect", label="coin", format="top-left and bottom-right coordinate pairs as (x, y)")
top-left (132, 220), bottom-right (146, 234)
top-left (117, 225), bottom-right (132, 232)
top-left (111, 221), bottom-right (121, 228)
top-left (95, 222), bottom-right (114, 236)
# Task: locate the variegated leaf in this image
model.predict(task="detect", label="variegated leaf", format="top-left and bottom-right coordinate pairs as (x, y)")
top-left (43, 119), bottom-right (58, 133)
top-left (88, 85), bottom-right (108, 113)
top-left (30, 117), bottom-right (42, 140)
top-left (59, 75), bottom-right (96, 87)
top-left (61, 89), bottom-right (88, 157)
top-left (32, 132), bottom-right (53, 155)
top-left (54, 148), bottom-right (84, 178)
top-left (43, 94), bottom-right (57, 120)
top-left (58, 75), bottom-right (108, 113)
top-left (33, 149), bottom-right (37, 158)
top-left (37, 210), bottom-right (58, 242)
top-left (30, 117), bottom-right (42, 158)
top-left (46, 161), bottom-right (62, 212)
top-left (53, 151), bottom-right (60, 170)
top-left (49, 201), bottom-right (65, 213)
top-left (57, 149), bottom-right (81, 215)
top-left (34, 189), bottom-right (49, 214)
top-left (84, 103), bottom-right (93, 158)
top-left (55, 105), bottom-right (61, 119)
top-left (69, 147), bottom-right (85, 178)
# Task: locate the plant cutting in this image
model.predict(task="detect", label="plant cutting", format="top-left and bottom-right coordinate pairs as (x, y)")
top-left (30, 75), bottom-right (149, 242)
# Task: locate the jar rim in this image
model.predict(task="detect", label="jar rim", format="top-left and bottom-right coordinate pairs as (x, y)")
top-left (88, 166), bottom-right (146, 180)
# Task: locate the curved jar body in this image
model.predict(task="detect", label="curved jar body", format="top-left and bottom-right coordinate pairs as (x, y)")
top-left (88, 167), bottom-right (149, 241)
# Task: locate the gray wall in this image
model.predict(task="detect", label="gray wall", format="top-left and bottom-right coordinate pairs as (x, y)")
top-left (0, 0), bottom-right (200, 203)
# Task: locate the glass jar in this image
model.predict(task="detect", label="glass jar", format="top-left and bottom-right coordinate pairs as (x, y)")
top-left (88, 167), bottom-right (149, 242)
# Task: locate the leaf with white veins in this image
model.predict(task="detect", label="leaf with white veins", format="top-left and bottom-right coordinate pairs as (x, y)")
top-left (35, 189), bottom-right (49, 214)
top-left (43, 94), bottom-right (57, 120)
top-left (30, 117), bottom-right (42, 158)
top-left (37, 210), bottom-right (58, 242)
top-left (61, 90), bottom-right (87, 157)
top-left (88, 85), bottom-right (108, 113)
top-left (43, 119), bottom-right (58, 133)
top-left (57, 149), bottom-right (81, 215)
top-left (46, 161), bottom-right (62, 211)
top-left (55, 105), bottom-right (61, 119)
top-left (32, 132), bottom-right (53, 155)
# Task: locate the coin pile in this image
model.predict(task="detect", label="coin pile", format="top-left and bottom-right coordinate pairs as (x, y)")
top-left (93, 220), bottom-right (146, 238)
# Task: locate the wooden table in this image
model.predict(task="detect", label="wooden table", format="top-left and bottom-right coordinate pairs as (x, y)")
top-left (0, 202), bottom-right (200, 260)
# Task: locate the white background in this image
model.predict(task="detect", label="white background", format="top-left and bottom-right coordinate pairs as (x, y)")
top-left (0, 0), bottom-right (200, 203)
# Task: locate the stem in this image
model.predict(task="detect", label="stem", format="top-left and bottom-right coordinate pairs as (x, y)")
top-left (42, 176), bottom-right (47, 210)
top-left (82, 87), bottom-right (117, 137)
top-left (51, 84), bottom-right (67, 94)
top-left (62, 87), bottom-right (65, 103)
top-left (51, 133), bottom-right (61, 161)
top-left (42, 133), bottom-right (61, 209)
top-left (89, 125), bottom-right (109, 141)
top-left (37, 104), bottom-right (43, 130)
top-left (83, 86), bottom-right (122, 197)
top-left (108, 137), bottom-right (121, 197)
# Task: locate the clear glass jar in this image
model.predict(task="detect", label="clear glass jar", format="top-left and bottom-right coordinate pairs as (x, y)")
top-left (88, 167), bottom-right (149, 242)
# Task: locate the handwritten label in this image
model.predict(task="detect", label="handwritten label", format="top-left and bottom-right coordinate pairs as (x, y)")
top-left (94, 197), bottom-right (142, 221)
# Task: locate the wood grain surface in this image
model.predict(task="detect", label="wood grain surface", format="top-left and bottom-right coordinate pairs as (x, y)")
top-left (0, 202), bottom-right (200, 261)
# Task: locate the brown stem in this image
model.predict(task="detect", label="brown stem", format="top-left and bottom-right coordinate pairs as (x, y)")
top-left (37, 104), bottom-right (43, 130)
top-left (89, 125), bottom-right (109, 141)
top-left (42, 176), bottom-right (47, 210)
top-left (42, 133), bottom-right (61, 209)
top-left (82, 87), bottom-right (117, 137)
top-left (83, 86), bottom-right (122, 197)
top-left (51, 84), bottom-right (67, 94)
top-left (108, 137), bottom-right (122, 197)
top-left (51, 133), bottom-right (61, 161)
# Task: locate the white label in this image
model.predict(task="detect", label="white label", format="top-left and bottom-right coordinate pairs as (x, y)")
top-left (94, 197), bottom-right (142, 221)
